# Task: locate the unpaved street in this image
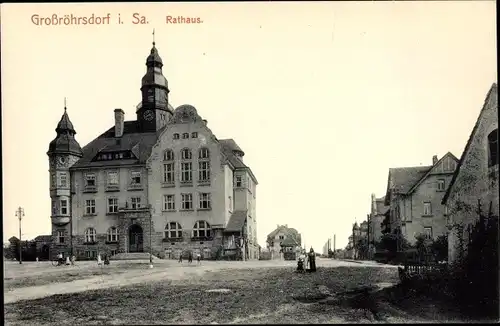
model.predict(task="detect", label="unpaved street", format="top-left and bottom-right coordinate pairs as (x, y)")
top-left (4, 258), bottom-right (394, 304)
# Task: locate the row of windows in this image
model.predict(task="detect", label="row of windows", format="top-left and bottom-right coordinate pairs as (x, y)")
top-left (76, 220), bottom-right (212, 243)
top-left (53, 163), bottom-right (252, 192)
top-left (163, 147), bottom-right (209, 161)
top-left (394, 201), bottom-right (438, 220)
top-left (163, 193), bottom-right (211, 210)
top-left (77, 192), bottom-right (213, 216)
top-left (163, 161), bottom-right (211, 184)
top-left (80, 159), bottom-right (212, 189)
top-left (95, 151), bottom-right (134, 161)
top-left (173, 132), bottom-right (198, 140)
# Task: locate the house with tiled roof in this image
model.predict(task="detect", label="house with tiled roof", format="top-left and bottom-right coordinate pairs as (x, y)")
top-left (266, 225), bottom-right (302, 259)
top-left (369, 194), bottom-right (389, 245)
top-left (46, 40), bottom-right (259, 261)
top-left (384, 152), bottom-right (459, 245)
top-left (442, 83), bottom-right (498, 264)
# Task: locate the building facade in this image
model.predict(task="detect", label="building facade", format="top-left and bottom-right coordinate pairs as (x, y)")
top-left (384, 152), bottom-right (459, 245)
top-left (369, 194), bottom-right (389, 244)
top-left (47, 41), bottom-right (259, 260)
top-left (443, 83), bottom-right (498, 264)
top-left (266, 224), bottom-right (302, 259)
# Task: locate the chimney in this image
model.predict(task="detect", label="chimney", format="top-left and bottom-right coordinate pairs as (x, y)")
top-left (371, 193), bottom-right (377, 214)
top-left (203, 119), bottom-right (207, 126)
top-left (432, 155), bottom-right (438, 165)
top-left (285, 224), bottom-right (288, 228)
top-left (114, 109), bottom-right (125, 138)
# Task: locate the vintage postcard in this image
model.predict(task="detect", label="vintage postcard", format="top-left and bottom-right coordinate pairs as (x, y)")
top-left (1, 1), bottom-right (498, 324)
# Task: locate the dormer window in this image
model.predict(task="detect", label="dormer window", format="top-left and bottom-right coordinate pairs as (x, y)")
top-left (182, 133), bottom-right (189, 139)
top-left (173, 133), bottom-right (180, 140)
top-left (192, 132), bottom-right (198, 138)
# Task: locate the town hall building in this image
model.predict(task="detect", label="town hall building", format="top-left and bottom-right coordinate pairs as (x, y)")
top-left (47, 41), bottom-right (259, 261)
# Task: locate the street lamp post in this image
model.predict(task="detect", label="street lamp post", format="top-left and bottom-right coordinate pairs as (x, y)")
top-left (15, 207), bottom-right (25, 264)
top-left (149, 204), bottom-right (153, 268)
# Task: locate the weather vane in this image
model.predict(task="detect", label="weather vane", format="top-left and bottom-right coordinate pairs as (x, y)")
top-left (152, 28), bottom-right (155, 45)
top-left (64, 97), bottom-right (67, 110)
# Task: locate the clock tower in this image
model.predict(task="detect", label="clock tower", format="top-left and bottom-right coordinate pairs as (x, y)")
top-left (137, 40), bottom-right (173, 132)
top-left (47, 106), bottom-right (83, 256)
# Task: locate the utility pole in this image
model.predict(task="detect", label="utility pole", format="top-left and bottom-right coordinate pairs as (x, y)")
top-left (352, 223), bottom-right (356, 260)
top-left (367, 213), bottom-right (371, 259)
top-left (15, 207), bottom-right (25, 264)
top-left (149, 204), bottom-right (153, 268)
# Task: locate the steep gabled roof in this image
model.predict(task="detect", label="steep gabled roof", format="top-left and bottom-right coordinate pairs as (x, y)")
top-left (406, 152), bottom-right (459, 195)
top-left (375, 196), bottom-right (389, 215)
top-left (267, 225), bottom-right (299, 239)
top-left (280, 236), bottom-right (300, 247)
top-left (442, 83), bottom-right (498, 205)
top-left (34, 235), bottom-right (52, 242)
top-left (71, 121), bottom-right (158, 169)
top-left (224, 210), bottom-right (247, 232)
top-left (219, 138), bottom-right (259, 185)
top-left (384, 166), bottom-right (432, 205)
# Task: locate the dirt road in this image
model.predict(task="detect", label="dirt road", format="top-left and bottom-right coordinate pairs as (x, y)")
top-left (4, 258), bottom-right (395, 304)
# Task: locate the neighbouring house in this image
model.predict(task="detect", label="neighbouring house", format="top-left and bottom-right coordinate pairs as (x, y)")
top-left (266, 224), bottom-right (302, 260)
top-left (34, 235), bottom-right (52, 260)
top-left (369, 194), bottom-right (389, 245)
top-left (46, 40), bottom-right (259, 261)
top-left (384, 152), bottom-right (459, 245)
top-left (359, 221), bottom-right (368, 238)
top-left (442, 83), bottom-right (498, 264)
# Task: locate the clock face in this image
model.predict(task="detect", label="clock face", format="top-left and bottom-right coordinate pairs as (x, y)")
top-left (143, 110), bottom-right (154, 121)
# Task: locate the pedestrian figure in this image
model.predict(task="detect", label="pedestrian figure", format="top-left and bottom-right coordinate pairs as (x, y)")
top-left (70, 255), bottom-right (76, 266)
top-left (308, 247), bottom-right (317, 272)
top-left (297, 251), bottom-right (306, 273)
top-left (104, 254), bottom-right (110, 265)
top-left (196, 253), bottom-right (201, 265)
top-left (97, 253), bottom-right (103, 266)
top-left (178, 252), bottom-right (183, 263)
top-left (188, 251), bottom-right (193, 264)
top-left (36, 257), bottom-right (39, 263)
top-left (57, 252), bottom-right (64, 266)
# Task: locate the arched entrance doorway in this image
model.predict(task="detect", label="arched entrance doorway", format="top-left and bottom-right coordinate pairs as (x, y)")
top-left (128, 224), bottom-right (144, 253)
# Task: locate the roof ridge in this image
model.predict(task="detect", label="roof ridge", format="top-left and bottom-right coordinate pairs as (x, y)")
top-left (442, 83), bottom-right (498, 204)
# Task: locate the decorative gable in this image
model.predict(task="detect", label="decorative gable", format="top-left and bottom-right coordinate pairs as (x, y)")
top-left (429, 154), bottom-right (459, 175)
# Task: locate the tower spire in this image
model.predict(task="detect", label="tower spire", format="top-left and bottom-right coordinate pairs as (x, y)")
top-left (64, 97), bottom-right (67, 111)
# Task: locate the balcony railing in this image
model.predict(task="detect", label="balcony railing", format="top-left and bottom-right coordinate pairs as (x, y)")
top-left (83, 185), bottom-right (97, 193)
top-left (161, 181), bottom-right (175, 188)
top-left (162, 237), bottom-right (183, 243)
top-left (118, 203), bottom-right (149, 212)
top-left (191, 236), bottom-right (213, 242)
top-left (198, 179), bottom-right (211, 186)
top-left (180, 180), bottom-right (193, 187)
top-left (128, 183), bottom-right (144, 191)
top-left (105, 184), bottom-right (120, 192)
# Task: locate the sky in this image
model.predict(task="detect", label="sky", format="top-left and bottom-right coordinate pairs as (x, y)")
top-left (1, 2), bottom-right (497, 250)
